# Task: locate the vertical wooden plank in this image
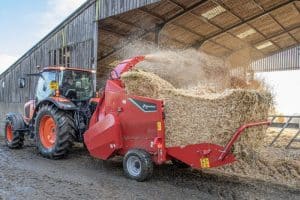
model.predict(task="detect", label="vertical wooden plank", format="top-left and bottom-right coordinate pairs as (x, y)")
top-left (0, 2), bottom-right (98, 105)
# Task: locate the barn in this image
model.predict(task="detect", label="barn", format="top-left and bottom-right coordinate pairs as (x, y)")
top-left (0, 0), bottom-right (300, 127)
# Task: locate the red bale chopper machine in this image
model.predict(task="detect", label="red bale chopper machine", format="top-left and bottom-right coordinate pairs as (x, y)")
top-left (4, 56), bottom-right (269, 181)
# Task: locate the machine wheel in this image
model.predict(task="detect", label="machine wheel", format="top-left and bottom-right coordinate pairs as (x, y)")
top-left (123, 149), bottom-right (153, 181)
top-left (35, 104), bottom-right (75, 159)
top-left (4, 113), bottom-right (25, 149)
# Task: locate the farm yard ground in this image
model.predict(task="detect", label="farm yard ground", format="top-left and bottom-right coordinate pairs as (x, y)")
top-left (0, 137), bottom-right (300, 200)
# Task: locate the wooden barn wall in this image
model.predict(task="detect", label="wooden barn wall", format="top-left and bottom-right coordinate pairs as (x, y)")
top-left (0, 0), bottom-right (161, 105)
top-left (0, 2), bottom-right (96, 130)
top-left (0, 0), bottom-right (162, 130)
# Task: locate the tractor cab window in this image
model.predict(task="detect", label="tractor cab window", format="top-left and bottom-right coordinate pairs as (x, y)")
top-left (36, 71), bottom-right (58, 102)
top-left (60, 70), bottom-right (93, 101)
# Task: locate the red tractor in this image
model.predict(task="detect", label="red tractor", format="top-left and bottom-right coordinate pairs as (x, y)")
top-left (5, 57), bottom-right (269, 181)
top-left (4, 67), bottom-right (99, 158)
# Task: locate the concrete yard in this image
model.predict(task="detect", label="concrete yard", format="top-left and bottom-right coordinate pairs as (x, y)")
top-left (0, 137), bottom-right (299, 200)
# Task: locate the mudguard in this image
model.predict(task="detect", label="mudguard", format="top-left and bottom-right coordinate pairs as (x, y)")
top-left (5, 112), bottom-right (27, 131)
top-left (84, 114), bottom-right (122, 160)
top-left (37, 97), bottom-right (77, 110)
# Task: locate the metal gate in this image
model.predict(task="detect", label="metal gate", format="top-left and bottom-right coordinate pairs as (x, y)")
top-left (268, 115), bottom-right (300, 149)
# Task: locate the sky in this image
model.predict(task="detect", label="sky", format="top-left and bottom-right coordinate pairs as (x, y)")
top-left (0, 0), bottom-right (86, 73)
top-left (257, 71), bottom-right (300, 115)
top-left (0, 0), bottom-right (299, 115)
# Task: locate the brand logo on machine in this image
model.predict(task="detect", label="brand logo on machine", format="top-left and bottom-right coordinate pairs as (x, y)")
top-left (142, 104), bottom-right (156, 110)
top-left (128, 98), bottom-right (157, 112)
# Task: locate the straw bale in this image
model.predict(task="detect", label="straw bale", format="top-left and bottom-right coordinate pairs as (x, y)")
top-left (230, 76), bottom-right (248, 89)
top-left (205, 147), bottom-right (300, 188)
top-left (121, 70), bottom-right (271, 152)
top-left (121, 70), bottom-right (174, 98)
top-left (162, 89), bottom-right (270, 150)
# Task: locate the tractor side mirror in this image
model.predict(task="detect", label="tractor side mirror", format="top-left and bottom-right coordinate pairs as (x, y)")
top-left (18, 78), bottom-right (26, 88)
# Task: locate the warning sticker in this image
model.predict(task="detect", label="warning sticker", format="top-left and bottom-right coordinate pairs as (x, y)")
top-left (200, 158), bottom-right (210, 168)
top-left (157, 121), bottom-right (162, 131)
top-left (49, 81), bottom-right (58, 90)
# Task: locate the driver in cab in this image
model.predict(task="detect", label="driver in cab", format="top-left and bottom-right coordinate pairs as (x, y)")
top-left (61, 75), bottom-right (76, 98)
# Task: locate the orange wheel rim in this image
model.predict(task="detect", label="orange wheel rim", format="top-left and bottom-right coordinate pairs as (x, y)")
top-left (39, 115), bottom-right (56, 149)
top-left (6, 124), bottom-right (13, 142)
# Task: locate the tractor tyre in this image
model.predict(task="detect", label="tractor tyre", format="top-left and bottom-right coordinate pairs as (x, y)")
top-left (35, 104), bottom-right (75, 159)
top-left (123, 149), bottom-right (153, 181)
top-left (4, 113), bottom-right (25, 149)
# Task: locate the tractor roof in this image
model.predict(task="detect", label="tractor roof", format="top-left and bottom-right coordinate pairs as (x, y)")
top-left (43, 66), bottom-right (95, 73)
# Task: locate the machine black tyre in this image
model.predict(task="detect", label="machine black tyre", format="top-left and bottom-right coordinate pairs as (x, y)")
top-left (4, 113), bottom-right (25, 149)
top-left (35, 104), bottom-right (75, 159)
top-left (123, 149), bottom-right (153, 181)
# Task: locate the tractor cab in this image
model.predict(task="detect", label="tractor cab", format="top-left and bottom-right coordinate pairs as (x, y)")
top-left (35, 67), bottom-right (95, 103)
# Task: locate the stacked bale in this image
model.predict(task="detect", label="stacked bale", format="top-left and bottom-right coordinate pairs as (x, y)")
top-left (118, 47), bottom-right (299, 188)
top-left (121, 70), bottom-right (271, 153)
top-left (121, 69), bottom-right (300, 188)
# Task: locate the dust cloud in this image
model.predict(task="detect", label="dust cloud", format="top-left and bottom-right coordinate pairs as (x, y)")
top-left (120, 42), bottom-right (230, 91)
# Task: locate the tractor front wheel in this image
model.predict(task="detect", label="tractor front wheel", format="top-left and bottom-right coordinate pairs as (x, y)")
top-left (123, 149), bottom-right (153, 181)
top-left (35, 104), bottom-right (75, 159)
top-left (4, 113), bottom-right (25, 149)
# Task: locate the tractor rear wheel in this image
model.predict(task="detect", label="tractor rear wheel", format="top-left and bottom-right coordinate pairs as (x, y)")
top-left (35, 104), bottom-right (75, 159)
top-left (123, 149), bottom-right (153, 181)
top-left (5, 113), bottom-right (25, 149)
